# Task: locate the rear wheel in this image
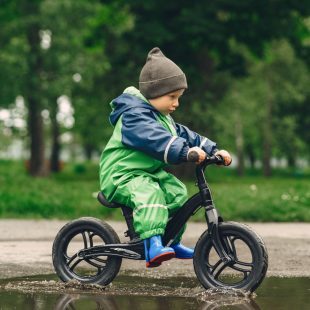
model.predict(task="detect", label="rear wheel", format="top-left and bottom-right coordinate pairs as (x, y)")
top-left (52, 217), bottom-right (122, 286)
top-left (193, 222), bottom-right (268, 292)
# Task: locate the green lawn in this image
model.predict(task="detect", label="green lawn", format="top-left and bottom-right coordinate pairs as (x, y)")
top-left (0, 160), bottom-right (309, 222)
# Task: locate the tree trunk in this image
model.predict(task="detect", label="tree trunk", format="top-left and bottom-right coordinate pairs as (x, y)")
top-left (235, 112), bottom-right (244, 176)
top-left (84, 144), bottom-right (93, 161)
top-left (50, 100), bottom-right (61, 172)
top-left (263, 137), bottom-right (272, 176)
top-left (24, 2), bottom-right (47, 177)
top-left (263, 89), bottom-right (272, 177)
top-left (247, 146), bottom-right (256, 169)
top-left (27, 96), bottom-right (46, 176)
top-left (287, 154), bottom-right (296, 168)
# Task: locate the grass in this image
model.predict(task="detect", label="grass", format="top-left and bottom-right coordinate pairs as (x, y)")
top-left (0, 160), bottom-right (309, 222)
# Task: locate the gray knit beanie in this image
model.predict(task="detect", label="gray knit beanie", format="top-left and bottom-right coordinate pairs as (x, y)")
top-left (139, 47), bottom-right (188, 99)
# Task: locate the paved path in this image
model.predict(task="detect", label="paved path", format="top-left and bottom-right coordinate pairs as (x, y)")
top-left (0, 220), bottom-right (309, 279)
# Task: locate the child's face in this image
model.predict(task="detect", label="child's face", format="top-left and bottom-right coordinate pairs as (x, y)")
top-left (149, 89), bottom-right (185, 115)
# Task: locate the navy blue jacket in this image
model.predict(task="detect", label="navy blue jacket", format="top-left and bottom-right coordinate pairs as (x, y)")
top-left (109, 91), bottom-right (217, 164)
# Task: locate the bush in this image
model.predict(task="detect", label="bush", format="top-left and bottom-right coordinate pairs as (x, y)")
top-left (0, 160), bottom-right (309, 222)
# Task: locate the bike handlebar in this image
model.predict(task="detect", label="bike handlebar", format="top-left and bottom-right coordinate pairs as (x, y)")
top-left (187, 150), bottom-right (224, 166)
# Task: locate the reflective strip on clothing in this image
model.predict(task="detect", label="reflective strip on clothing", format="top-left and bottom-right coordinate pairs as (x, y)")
top-left (164, 136), bottom-right (177, 163)
top-left (133, 204), bottom-right (168, 215)
top-left (200, 137), bottom-right (208, 148)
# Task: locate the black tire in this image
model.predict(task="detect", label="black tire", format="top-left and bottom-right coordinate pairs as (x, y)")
top-left (193, 221), bottom-right (268, 292)
top-left (52, 217), bottom-right (122, 286)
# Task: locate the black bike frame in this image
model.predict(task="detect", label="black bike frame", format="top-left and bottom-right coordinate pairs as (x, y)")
top-left (78, 157), bottom-right (232, 264)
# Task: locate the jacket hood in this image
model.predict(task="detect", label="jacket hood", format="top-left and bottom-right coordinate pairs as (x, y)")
top-left (109, 86), bottom-right (157, 126)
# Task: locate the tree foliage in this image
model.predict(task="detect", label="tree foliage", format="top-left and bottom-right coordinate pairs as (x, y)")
top-left (0, 0), bottom-right (309, 176)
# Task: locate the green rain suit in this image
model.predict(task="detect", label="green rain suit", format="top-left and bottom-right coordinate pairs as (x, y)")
top-left (99, 87), bottom-right (217, 241)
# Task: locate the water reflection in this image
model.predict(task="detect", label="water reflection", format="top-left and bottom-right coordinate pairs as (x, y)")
top-left (1, 276), bottom-right (309, 309)
top-left (197, 288), bottom-right (261, 310)
top-left (54, 294), bottom-right (117, 310)
top-left (199, 298), bottom-right (261, 310)
top-left (54, 293), bottom-right (261, 310)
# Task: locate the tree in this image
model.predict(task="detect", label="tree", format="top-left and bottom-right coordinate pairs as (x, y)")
top-left (0, 0), bottom-right (123, 173)
top-left (70, 1), bottom-right (134, 159)
top-left (215, 40), bottom-right (310, 176)
top-left (40, 0), bottom-right (98, 171)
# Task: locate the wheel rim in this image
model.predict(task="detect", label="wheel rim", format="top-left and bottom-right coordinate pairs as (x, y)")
top-left (60, 227), bottom-right (111, 282)
top-left (202, 230), bottom-right (256, 288)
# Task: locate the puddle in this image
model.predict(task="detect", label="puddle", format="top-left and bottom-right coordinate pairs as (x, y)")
top-left (0, 274), bottom-right (309, 309)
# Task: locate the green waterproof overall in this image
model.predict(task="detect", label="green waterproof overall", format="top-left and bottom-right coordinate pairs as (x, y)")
top-left (110, 169), bottom-right (188, 241)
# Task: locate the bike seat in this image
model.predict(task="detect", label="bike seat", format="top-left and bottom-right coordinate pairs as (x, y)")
top-left (97, 192), bottom-right (124, 209)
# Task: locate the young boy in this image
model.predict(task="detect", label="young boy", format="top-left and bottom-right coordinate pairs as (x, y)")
top-left (99, 47), bottom-right (231, 267)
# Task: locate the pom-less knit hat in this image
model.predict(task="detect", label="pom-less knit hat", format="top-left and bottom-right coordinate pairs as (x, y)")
top-left (139, 47), bottom-right (188, 99)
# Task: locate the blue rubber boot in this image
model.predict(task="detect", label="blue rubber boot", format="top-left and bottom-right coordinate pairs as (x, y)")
top-left (171, 243), bottom-right (194, 259)
top-left (144, 235), bottom-right (175, 268)
top-left (143, 239), bottom-right (160, 268)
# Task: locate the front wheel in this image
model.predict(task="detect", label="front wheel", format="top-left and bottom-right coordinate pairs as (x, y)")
top-left (193, 222), bottom-right (268, 292)
top-left (52, 217), bottom-right (122, 286)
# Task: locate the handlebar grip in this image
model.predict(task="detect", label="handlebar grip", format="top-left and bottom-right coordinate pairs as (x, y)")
top-left (214, 154), bottom-right (224, 164)
top-left (187, 150), bottom-right (200, 162)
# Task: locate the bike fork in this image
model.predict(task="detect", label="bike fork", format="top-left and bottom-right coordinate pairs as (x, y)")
top-left (205, 207), bottom-right (232, 264)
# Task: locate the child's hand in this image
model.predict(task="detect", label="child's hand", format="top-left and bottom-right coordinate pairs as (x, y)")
top-left (187, 147), bottom-right (206, 164)
top-left (214, 150), bottom-right (232, 166)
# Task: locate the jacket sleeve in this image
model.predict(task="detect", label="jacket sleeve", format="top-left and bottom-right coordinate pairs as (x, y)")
top-left (173, 122), bottom-right (218, 156)
top-left (121, 109), bottom-right (189, 164)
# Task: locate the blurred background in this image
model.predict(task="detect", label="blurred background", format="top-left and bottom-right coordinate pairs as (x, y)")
top-left (0, 0), bottom-right (309, 222)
